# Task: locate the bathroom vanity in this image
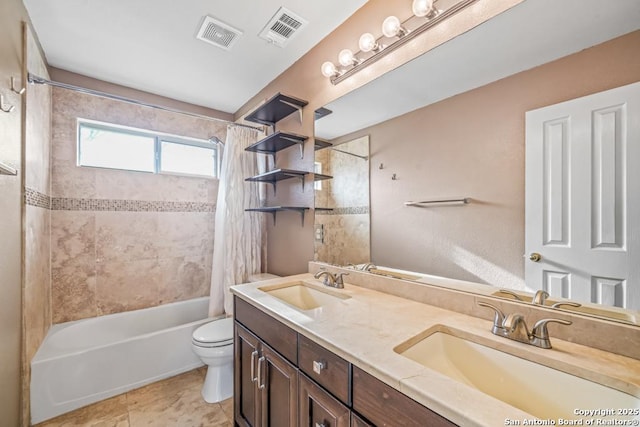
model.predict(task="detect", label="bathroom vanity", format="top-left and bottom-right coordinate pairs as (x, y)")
top-left (231, 270), bottom-right (640, 427)
top-left (233, 297), bottom-right (453, 427)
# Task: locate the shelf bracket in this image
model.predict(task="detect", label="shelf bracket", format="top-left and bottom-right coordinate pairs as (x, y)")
top-left (271, 211), bottom-right (277, 226)
top-left (279, 99), bottom-right (303, 125)
top-left (0, 160), bottom-right (18, 176)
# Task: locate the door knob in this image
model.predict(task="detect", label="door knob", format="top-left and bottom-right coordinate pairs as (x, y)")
top-left (529, 253), bottom-right (542, 262)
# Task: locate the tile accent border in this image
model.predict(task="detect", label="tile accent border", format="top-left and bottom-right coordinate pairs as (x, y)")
top-left (315, 206), bottom-right (369, 215)
top-left (51, 197), bottom-right (216, 213)
top-left (25, 187), bottom-right (51, 209)
top-left (25, 190), bottom-right (216, 212)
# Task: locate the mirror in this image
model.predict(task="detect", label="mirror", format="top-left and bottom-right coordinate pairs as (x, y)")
top-left (312, 0), bottom-right (640, 325)
top-left (313, 135), bottom-right (370, 265)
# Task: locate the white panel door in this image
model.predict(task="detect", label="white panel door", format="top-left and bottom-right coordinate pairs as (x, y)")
top-left (525, 82), bottom-right (640, 310)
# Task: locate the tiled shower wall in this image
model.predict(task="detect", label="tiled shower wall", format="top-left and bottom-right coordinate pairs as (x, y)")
top-left (314, 136), bottom-right (370, 265)
top-left (50, 87), bottom-right (227, 323)
top-left (23, 24), bottom-right (52, 422)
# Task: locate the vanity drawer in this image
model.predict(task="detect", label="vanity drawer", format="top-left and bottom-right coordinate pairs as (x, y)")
top-left (234, 296), bottom-right (298, 364)
top-left (352, 367), bottom-right (456, 427)
top-left (298, 334), bottom-right (351, 405)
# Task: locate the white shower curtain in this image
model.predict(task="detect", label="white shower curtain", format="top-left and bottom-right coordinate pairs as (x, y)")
top-left (209, 125), bottom-right (265, 317)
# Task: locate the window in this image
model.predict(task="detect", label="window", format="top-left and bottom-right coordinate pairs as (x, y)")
top-left (78, 120), bottom-right (218, 178)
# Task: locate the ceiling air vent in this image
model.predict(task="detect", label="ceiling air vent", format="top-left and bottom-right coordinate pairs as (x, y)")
top-left (259, 7), bottom-right (308, 48)
top-left (196, 16), bottom-right (243, 51)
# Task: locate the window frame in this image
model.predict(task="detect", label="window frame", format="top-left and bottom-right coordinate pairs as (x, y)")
top-left (77, 119), bottom-right (219, 179)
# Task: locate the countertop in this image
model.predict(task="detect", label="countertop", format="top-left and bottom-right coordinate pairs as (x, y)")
top-left (231, 273), bottom-right (640, 427)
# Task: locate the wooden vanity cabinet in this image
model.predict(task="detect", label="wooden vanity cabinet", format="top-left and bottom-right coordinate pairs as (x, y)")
top-left (352, 367), bottom-right (456, 427)
top-left (299, 373), bottom-right (350, 427)
top-left (234, 296), bottom-right (457, 427)
top-left (235, 297), bottom-right (299, 427)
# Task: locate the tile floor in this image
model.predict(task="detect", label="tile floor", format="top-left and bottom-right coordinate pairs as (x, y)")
top-left (34, 368), bottom-right (233, 427)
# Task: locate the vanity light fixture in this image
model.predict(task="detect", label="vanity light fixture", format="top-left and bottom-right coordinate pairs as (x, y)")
top-left (358, 33), bottom-right (383, 53)
top-left (381, 16), bottom-right (407, 38)
top-left (321, 0), bottom-right (478, 85)
top-left (321, 61), bottom-right (340, 78)
top-left (338, 49), bottom-right (360, 67)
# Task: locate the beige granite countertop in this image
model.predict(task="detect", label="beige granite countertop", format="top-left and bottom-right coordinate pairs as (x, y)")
top-left (231, 273), bottom-right (640, 427)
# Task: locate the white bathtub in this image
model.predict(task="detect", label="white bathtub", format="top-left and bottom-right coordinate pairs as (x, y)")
top-left (31, 297), bottom-right (213, 424)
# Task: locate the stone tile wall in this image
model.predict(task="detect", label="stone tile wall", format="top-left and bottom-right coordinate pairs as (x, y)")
top-left (50, 87), bottom-right (227, 323)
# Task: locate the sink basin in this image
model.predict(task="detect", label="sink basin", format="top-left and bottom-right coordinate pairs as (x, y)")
top-left (259, 281), bottom-right (350, 310)
top-left (395, 328), bottom-right (639, 420)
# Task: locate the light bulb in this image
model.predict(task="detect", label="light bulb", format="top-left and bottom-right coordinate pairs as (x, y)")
top-left (359, 33), bottom-right (380, 53)
top-left (382, 16), bottom-right (406, 38)
top-left (338, 49), bottom-right (356, 67)
top-left (321, 61), bottom-right (337, 78)
top-left (412, 0), bottom-right (435, 17)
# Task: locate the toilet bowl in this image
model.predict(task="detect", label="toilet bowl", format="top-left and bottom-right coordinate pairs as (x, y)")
top-left (192, 273), bottom-right (280, 403)
top-left (191, 317), bottom-right (234, 403)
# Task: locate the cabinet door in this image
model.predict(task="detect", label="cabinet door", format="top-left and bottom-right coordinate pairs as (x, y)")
top-left (259, 343), bottom-right (298, 427)
top-left (299, 374), bottom-right (350, 427)
top-left (235, 323), bottom-right (261, 427)
top-left (351, 412), bottom-right (374, 427)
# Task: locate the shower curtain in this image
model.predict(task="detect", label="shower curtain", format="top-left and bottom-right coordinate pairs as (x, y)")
top-left (209, 125), bottom-right (265, 316)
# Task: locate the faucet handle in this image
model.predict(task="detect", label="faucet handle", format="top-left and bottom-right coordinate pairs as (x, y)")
top-left (478, 301), bottom-right (505, 335)
top-left (334, 272), bottom-right (349, 286)
top-left (533, 290), bottom-right (550, 305)
top-left (530, 318), bottom-right (572, 349)
top-left (551, 301), bottom-right (582, 309)
top-left (496, 289), bottom-right (524, 301)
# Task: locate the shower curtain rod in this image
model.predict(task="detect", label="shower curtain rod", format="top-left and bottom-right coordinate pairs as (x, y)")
top-left (27, 73), bottom-right (264, 132)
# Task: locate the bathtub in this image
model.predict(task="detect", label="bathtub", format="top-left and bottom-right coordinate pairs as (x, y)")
top-left (31, 297), bottom-right (213, 424)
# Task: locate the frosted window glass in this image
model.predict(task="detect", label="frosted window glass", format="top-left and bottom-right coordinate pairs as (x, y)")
top-left (160, 141), bottom-right (216, 177)
top-left (79, 125), bottom-right (155, 172)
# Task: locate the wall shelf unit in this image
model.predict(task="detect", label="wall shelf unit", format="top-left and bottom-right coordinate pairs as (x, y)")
top-left (245, 168), bottom-right (309, 193)
top-left (245, 206), bottom-right (310, 226)
top-left (314, 138), bottom-right (332, 151)
top-left (245, 93), bottom-right (308, 130)
top-left (245, 131), bottom-right (308, 160)
top-left (313, 173), bottom-right (333, 182)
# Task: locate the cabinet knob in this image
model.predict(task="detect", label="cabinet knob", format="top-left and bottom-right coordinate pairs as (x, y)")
top-left (313, 360), bottom-right (326, 374)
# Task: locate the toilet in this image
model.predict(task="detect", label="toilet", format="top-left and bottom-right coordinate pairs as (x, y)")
top-left (192, 273), bottom-right (280, 403)
top-left (191, 317), bottom-right (234, 403)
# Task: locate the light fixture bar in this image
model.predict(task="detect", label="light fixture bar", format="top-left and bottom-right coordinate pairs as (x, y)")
top-left (330, 0), bottom-right (478, 85)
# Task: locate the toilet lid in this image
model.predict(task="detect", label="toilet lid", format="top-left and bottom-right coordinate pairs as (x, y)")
top-left (193, 317), bottom-right (234, 345)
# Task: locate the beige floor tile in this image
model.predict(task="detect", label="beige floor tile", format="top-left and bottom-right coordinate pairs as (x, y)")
top-left (127, 388), bottom-right (228, 427)
top-left (220, 398), bottom-right (233, 422)
top-left (126, 370), bottom-right (204, 410)
top-left (34, 395), bottom-right (129, 427)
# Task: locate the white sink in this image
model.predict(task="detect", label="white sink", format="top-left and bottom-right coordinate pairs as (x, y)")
top-left (395, 329), bottom-right (640, 420)
top-left (259, 281), bottom-right (350, 310)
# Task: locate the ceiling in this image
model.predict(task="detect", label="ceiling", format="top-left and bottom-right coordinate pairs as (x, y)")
top-left (315, 0), bottom-right (640, 139)
top-left (23, 0), bottom-right (368, 113)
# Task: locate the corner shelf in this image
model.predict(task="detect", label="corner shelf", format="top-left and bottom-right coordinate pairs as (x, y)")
top-left (245, 206), bottom-right (310, 226)
top-left (314, 138), bottom-right (332, 151)
top-left (245, 169), bottom-right (309, 193)
top-left (245, 93), bottom-right (309, 130)
top-left (313, 173), bottom-right (332, 182)
top-left (245, 131), bottom-right (308, 160)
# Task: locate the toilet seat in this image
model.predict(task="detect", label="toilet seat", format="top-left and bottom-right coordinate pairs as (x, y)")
top-left (192, 317), bottom-right (234, 348)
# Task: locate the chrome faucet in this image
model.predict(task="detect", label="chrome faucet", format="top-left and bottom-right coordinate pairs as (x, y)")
top-left (478, 301), bottom-right (571, 349)
top-left (314, 270), bottom-right (349, 289)
top-left (360, 263), bottom-right (377, 272)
